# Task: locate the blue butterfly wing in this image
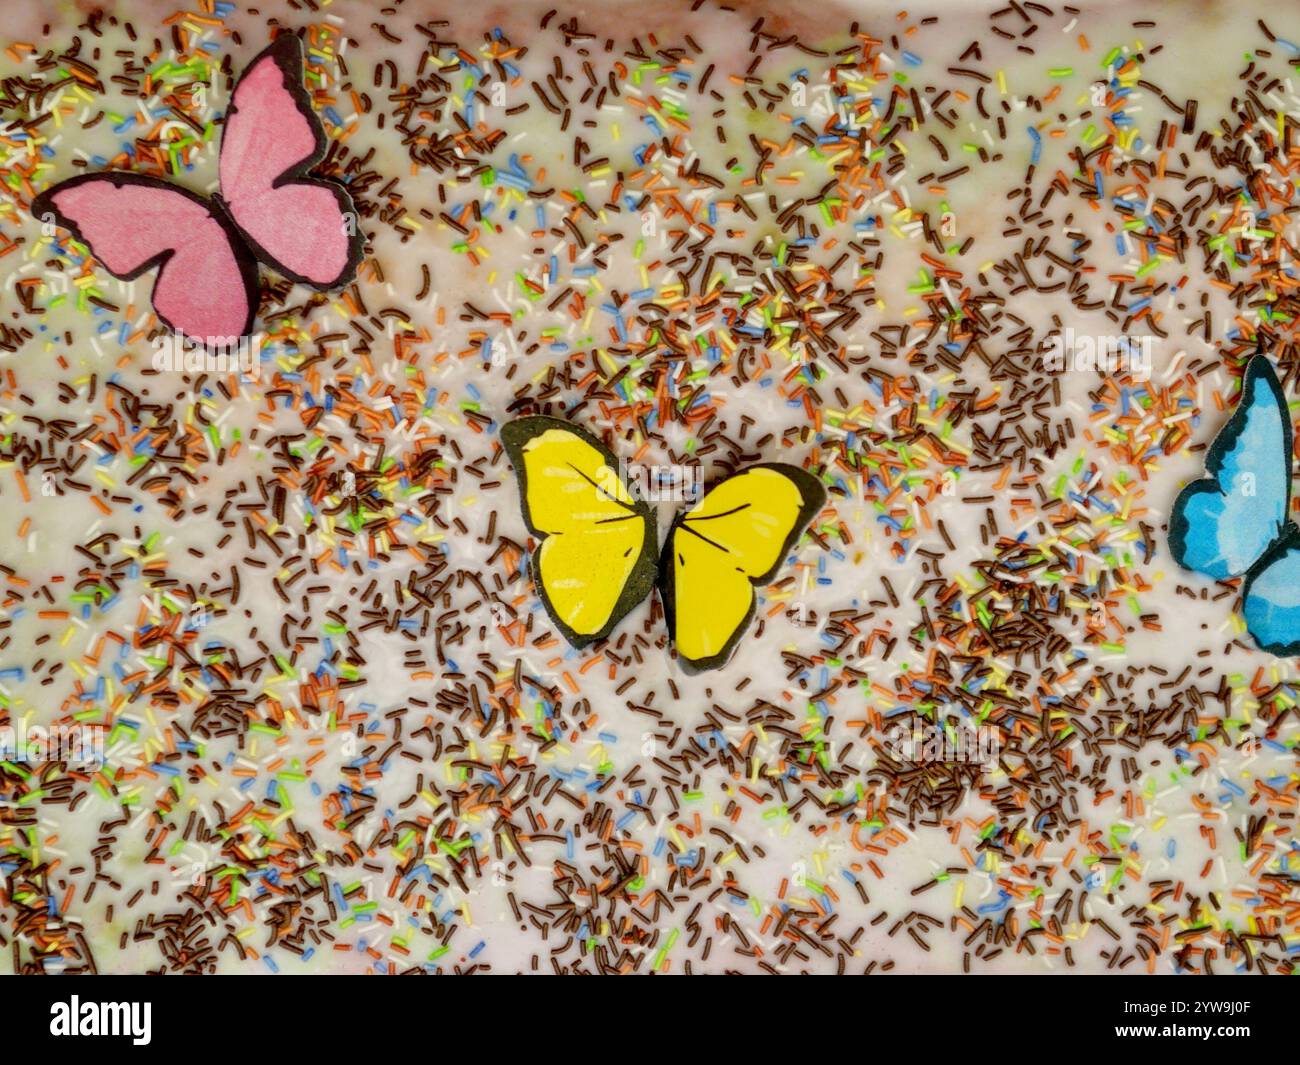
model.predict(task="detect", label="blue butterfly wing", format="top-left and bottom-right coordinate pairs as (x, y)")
top-left (1242, 530), bottom-right (1300, 655)
top-left (1169, 355), bottom-right (1291, 579)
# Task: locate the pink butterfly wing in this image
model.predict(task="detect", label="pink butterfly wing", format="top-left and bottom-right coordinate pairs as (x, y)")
top-left (31, 173), bottom-right (258, 345)
top-left (218, 35), bottom-right (363, 289)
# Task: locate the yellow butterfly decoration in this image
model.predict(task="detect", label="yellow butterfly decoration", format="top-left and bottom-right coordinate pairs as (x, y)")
top-left (501, 416), bottom-right (826, 672)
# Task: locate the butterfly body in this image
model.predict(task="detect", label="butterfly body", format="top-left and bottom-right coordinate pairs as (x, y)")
top-left (1170, 354), bottom-right (1300, 655)
top-left (31, 34), bottom-right (363, 348)
top-left (502, 416), bottom-right (826, 672)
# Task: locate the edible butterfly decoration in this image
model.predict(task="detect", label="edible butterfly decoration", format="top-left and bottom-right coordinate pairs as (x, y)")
top-left (1169, 353), bottom-right (1300, 655)
top-left (31, 34), bottom-right (363, 347)
top-left (502, 416), bottom-right (827, 672)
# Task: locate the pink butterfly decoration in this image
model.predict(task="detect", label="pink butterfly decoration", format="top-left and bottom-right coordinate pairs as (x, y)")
top-left (31, 34), bottom-right (364, 347)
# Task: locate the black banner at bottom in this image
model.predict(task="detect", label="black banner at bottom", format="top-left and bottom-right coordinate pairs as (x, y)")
top-left (0, 972), bottom-right (1293, 1053)
top-left (2, 972), bottom-right (1300, 1055)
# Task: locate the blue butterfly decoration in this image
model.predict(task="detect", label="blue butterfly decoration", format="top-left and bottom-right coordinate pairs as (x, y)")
top-left (1170, 353), bottom-right (1300, 655)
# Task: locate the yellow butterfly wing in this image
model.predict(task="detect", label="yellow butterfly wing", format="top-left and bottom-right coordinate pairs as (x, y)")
top-left (661, 464), bottom-right (825, 672)
top-left (501, 416), bottom-right (657, 648)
